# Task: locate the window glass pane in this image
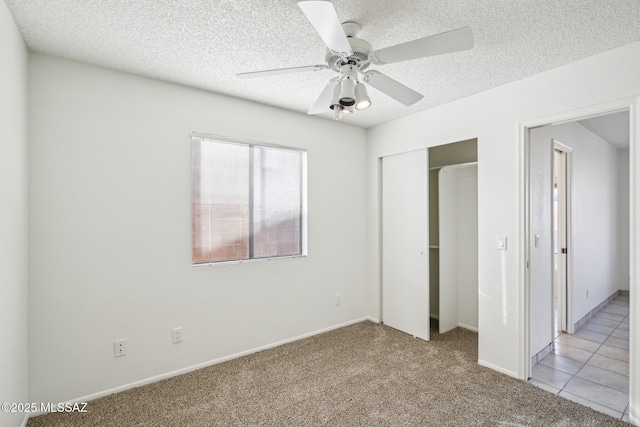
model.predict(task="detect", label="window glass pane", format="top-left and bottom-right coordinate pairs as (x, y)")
top-left (192, 139), bottom-right (250, 263)
top-left (192, 136), bottom-right (305, 265)
top-left (253, 147), bottom-right (302, 258)
top-left (192, 139), bottom-right (209, 263)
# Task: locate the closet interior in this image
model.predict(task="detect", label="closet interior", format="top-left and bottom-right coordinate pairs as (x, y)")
top-left (429, 139), bottom-right (478, 333)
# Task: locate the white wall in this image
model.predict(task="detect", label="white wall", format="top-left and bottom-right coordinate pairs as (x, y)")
top-left (529, 122), bottom-right (626, 356)
top-left (28, 54), bottom-right (368, 403)
top-left (618, 149), bottom-right (630, 291)
top-left (366, 40), bottom-right (640, 379)
top-left (0, 2), bottom-right (29, 426)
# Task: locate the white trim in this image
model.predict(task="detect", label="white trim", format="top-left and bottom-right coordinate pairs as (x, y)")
top-left (20, 414), bottom-right (29, 427)
top-left (552, 141), bottom-right (573, 153)
top-left (629, 97), bottom-right (639, 424)
top-left (458, 323), bottom-right (478, 332)
top-left (430, 161), bottom-right (478, 171)
top-left (478, 359), bottom-right (519, 379)
top-left (190, 131), bottom-right (307, 152)
top-left (26, 317), bottom-right (373, 418)
top-left (377, 158), bottom-right (384, 322)
top-left (192, 254), bottom-right (308, 267)
top-left (519, 96), bottom-right (637, 129)
top-left (377, 146), bottom-right (428, 160)
top-left (519, 122), bottom-right (529, 381)
top-left (376, 134), bottom-right (477, 159)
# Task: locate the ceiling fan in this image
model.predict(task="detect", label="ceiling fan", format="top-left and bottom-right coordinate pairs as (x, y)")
top-left (237, 0), bottom-right (474, 120)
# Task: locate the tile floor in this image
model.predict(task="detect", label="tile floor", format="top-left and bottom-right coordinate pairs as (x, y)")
top-left (529, 294), bottom-right (630, 421)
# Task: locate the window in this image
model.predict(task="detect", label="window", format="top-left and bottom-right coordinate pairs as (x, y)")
top-left (191, 136), bottom-right (307, 264)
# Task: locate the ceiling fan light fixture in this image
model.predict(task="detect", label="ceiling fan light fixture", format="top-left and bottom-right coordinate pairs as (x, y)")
top-left (332, 104), bottom-right (343, 120)
top-left (355, 83), bottom-right (371, 110)
top-left (329, 83), bottom-right (343, 117)
top-left (339, 77), bottom-right (356, 107)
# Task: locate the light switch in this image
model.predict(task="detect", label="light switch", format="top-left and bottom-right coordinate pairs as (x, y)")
top-left (535, 234), bottom-right (540, 247)
top-left (497, 236), bottom-right (507, 250)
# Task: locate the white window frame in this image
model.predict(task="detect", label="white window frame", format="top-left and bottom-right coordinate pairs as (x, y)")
top-left (191, 133), bottom-right (308, 266)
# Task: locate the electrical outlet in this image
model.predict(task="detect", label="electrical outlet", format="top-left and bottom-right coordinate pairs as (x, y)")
top-left (172, 327), bottom-right (183, 343)
top-left (336, 294), bottom-right (342, 306)
top-left (114, 339), bottom-right (127, 357)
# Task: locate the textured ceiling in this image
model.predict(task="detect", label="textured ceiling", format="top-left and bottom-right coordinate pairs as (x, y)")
top-left (6, 0), bottom-right (640, 128)
top-left (578, 111), bottom-right (630, 149)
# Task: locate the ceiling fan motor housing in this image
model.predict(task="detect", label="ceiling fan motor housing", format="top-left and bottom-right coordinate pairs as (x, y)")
top-left (325, 37), bottom-right (373, 71)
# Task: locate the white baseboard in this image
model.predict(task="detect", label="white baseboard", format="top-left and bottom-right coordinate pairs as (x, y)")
top-left (478, 359), bottom-right (519, 379)
top-left (29, 317), bottom-right (373, 417)
top-left (458, 322), bottom-right (478, 332)
top-left (629, 400), bottom-right (638, 425)
top-left (21, 413), bottom-right (29, 427)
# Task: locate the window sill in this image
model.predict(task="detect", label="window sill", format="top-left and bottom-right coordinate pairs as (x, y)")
top-left (192, 254), bottom-right (308, 267)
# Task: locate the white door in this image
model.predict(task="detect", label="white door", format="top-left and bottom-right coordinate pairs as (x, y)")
top-left (553, 145), bottom-right (571, 334)
top-left (382, 149), bottom-right (430, 341)
top-left (438, 164), bottom-right (478, 333)
top-left (528, 133), bottom-right (554, 358)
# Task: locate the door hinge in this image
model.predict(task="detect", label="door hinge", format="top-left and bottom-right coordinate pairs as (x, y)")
top-left (561, 248), bottom-right (568, 254)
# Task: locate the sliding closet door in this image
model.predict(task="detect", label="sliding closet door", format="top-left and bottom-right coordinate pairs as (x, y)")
top-left (382, 149), bottom-right (430, 341)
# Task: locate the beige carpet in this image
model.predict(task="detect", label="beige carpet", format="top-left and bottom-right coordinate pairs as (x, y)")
top-left (28, 321), bottom-right (629, 426)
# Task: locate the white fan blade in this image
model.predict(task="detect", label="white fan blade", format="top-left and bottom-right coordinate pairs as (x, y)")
top-left (298, 1), bottom-right (352, 56)
top-left (365, 71), bottom-right (423, 106)
top-left (373, 27), bottom-right (474, 65)
top-left (237, 64), bottom-right (328, 79)
top-left (308, 80), bottom-right (338, 115)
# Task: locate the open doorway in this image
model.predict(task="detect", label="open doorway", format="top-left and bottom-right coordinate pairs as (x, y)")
top-left (527, 110), bottom-right (631, 419)
top-left (428, 139), bottom-right (478, 335)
